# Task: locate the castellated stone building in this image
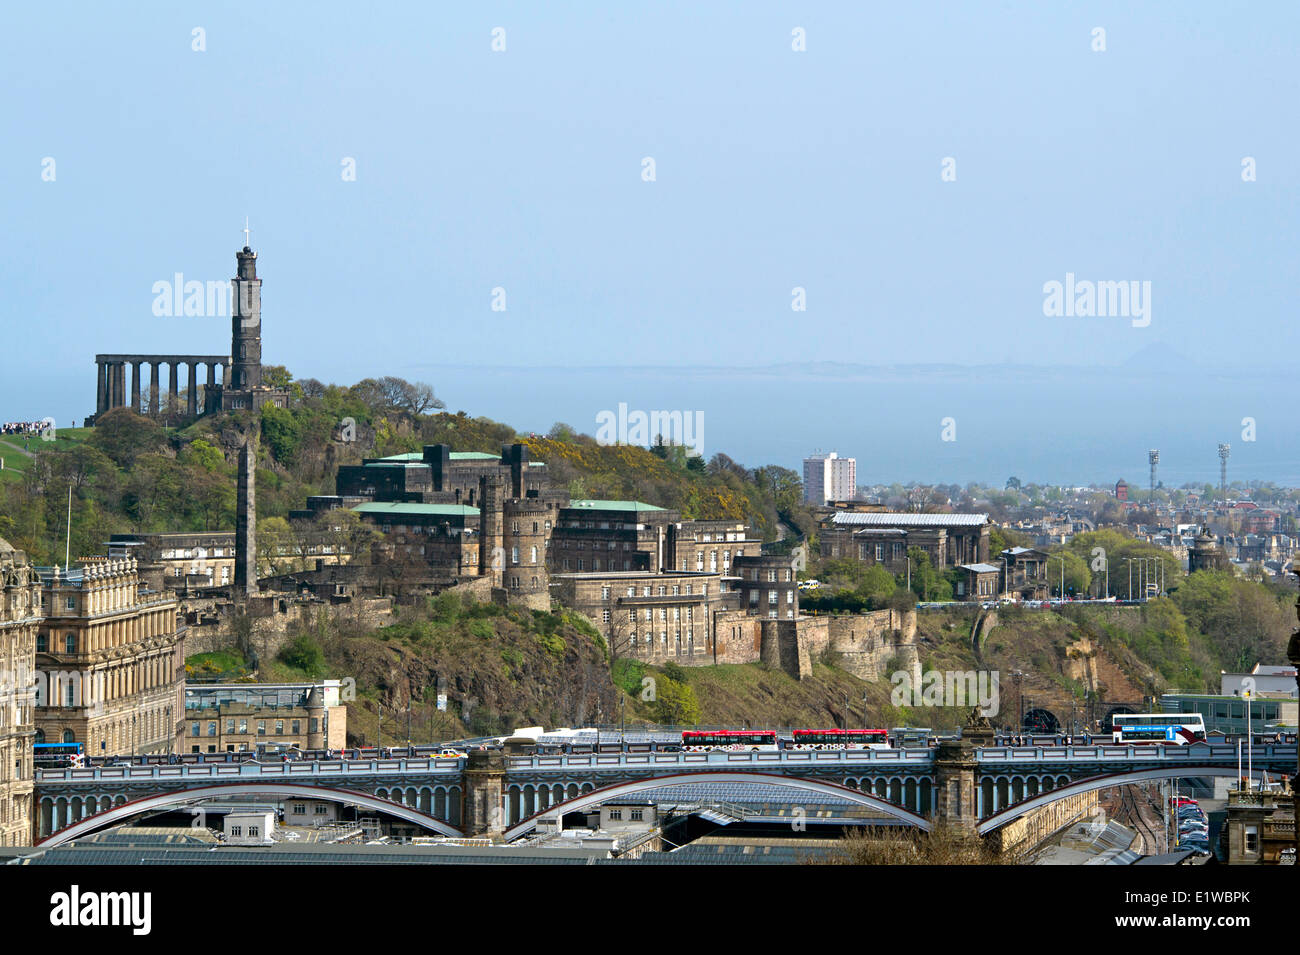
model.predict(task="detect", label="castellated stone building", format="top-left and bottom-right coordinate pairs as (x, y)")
top-left (281, 439), bottom-right (919, 679)
top-left (0, 539), bottom-right (39, 846)
top-left (296, 443), bottom-right (567, 610)
top-left (32, 557), bottom-right (185, 759)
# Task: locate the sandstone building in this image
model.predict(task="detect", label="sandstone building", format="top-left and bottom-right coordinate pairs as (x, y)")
top-left (818, 510), bottom-right (990, 568)
top-left (33, 557), bottom-right (185, 757)
top-left (0, 539), bottom-right (38, 846)
top-left (183, 681), bottom-right (347, 754)
top-left (109, 532), bottom-right (237, 592)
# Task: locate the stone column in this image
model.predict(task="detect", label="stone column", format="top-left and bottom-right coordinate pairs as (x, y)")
top-left (96, 361), bottom-right (107, 414)
top-left (149, 363), bottom-right (160, 417)
top-left (187, 362), bottom-right (197, 418)
top-left (206, 362), bottom-right (217, 413)
top-left (235, 434), bottom-right (257, 596)
top-left (113, 363), bottom-right (126, 408)
top-left (131, 361), bottom-right (142, 413)
top-left (934, 738), bottom-right (979, 829)
top-left (168, 362), bottom-right (179, 416)
top-left (462, 750), bottom-right (506, 839)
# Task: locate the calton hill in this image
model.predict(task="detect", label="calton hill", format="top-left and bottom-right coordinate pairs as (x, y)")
top-left (1, 368), bottom-right (1293, 745)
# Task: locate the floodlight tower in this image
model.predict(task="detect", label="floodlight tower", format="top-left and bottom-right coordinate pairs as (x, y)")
top-left (1148, 449), bottom-right (1159, 499)
top-left (1218, 444), bottom-right (1230, 504)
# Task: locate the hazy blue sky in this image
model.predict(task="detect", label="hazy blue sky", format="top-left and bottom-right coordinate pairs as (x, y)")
top-left (4, 3), bottom-right (1298, 482)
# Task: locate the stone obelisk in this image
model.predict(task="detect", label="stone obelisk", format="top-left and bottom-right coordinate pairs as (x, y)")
top-left (234, 432), bottom-right (257, 596)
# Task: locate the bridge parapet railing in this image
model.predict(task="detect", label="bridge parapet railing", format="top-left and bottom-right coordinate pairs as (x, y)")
top-left (504, 749), bottom-right (937, 771)
top-left (35, 757), bottom-right (465, 784)
top-left (975, 743), bottom-right (1295, 763)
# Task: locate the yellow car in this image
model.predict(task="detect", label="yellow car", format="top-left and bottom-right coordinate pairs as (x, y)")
top-left (434, 749), bottom-right (466, 760)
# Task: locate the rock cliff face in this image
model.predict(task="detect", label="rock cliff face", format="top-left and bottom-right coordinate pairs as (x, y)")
top-left (329, 607), bottom-right (618, 743)
top-left (1064, 636), bottom-right (1145, 702)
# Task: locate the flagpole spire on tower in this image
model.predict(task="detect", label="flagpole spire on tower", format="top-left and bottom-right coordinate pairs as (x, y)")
top-left (243, 216), bottom-right (251, 249)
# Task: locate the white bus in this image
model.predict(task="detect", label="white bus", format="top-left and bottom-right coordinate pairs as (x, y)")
top-left (1111, 713), bottom-right (1206, 744)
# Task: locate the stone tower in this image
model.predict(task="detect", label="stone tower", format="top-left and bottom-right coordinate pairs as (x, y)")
top-left (229, 244), bottom-right (263, 392)
top-left (235, 434), bottom-right (257, 595)
top-left (477, 476), bottom-right (503, 587)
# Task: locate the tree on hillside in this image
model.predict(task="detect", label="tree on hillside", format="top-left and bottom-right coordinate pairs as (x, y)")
top-left (315, 508), bottom-right (380, 567)
top-left (88, 408), bottom-right (166, 469)
top-left (352, 376), bottom-right (444, 418)
top-left (548, 422), bottom-right (578, 443)
top-left (261, 364), bottom-right (294, 390)
top-left (257, 516), bottom-right (300, 576)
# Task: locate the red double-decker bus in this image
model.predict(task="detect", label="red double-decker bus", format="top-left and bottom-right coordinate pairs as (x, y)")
top-left (680, 730), bottom-right (779, 752)
top-left (789, 729), bottom-right (890, 750)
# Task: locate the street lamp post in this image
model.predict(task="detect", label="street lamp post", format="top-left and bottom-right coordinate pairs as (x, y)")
top-left (1049, 554), bottom-right (1065, 599)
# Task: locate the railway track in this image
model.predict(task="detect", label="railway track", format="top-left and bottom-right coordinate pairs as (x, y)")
top-left (1117, 784), bottom-right (1165, 853)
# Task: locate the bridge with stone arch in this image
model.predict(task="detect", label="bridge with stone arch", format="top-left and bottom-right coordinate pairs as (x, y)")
top-left (30, 738), bottom-right (1295, 847)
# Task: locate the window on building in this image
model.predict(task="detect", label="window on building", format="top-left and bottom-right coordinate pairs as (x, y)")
top-left (64, 634), bottom-right (76, 654)
top-left (292, 720), bottom-right (300, 734)
top-left (293, 804), bottom-right (306, 815)
top-left (191, 722), bottom-right (201, 737)
top-left (609, 809), bottom-right (623, 821)
top-left (36, 634), bottom-right (47, 653)
top-left (602, 609), bottom-right (611, 624)
top-left (257, 721), bottom-right (266, 736)
top-left (207, 722), bottom-right (217, 737)
top-left (231, 826), bottom-right (242, 837)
